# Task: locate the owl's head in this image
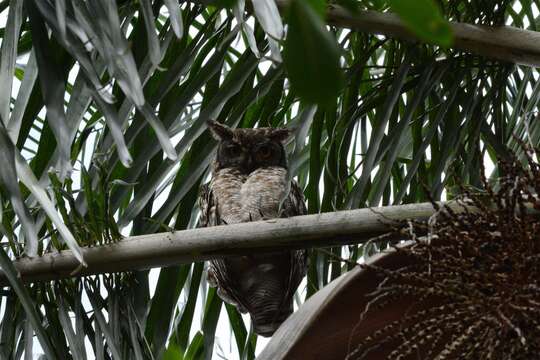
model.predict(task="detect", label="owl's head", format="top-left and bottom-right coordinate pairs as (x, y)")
top-left (207, 120), bottom-right (293, 173)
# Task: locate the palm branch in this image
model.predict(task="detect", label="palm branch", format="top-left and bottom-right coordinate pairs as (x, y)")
top-left (0, 0), bottom-right (538, 358)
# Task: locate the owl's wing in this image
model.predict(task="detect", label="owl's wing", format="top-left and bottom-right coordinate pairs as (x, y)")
top-left (197, 182), bottom-right (218, 228)
top-left (280, 179), bottom-right (307, 218)
top-left (197, 183), bottom-right (220, 284)
top-left (281, 180), bottom-right (308, 299)
top-left (198, 183), bottom-right (249, 310)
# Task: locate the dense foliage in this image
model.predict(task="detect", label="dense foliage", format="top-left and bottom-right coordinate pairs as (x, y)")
top-left (351, 148), bottom-right (540, 359)
top-left (0, 0), bottom-right (538, 358)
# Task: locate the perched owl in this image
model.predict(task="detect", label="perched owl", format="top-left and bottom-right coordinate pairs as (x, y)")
top-left (198, 120), bottom-right (307, 337)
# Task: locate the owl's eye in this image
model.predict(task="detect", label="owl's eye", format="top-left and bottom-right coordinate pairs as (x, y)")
top-left (225, 144), bottom-right (241, 157)
top-left (257, 144), bottom-right (273, 159)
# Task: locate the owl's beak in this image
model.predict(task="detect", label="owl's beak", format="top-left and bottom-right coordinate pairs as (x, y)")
top-left (245, 155), bottom-right (255, 174)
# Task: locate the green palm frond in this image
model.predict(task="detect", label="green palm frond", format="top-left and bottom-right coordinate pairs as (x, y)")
top-left (0, 0), bottom-right (539, 358)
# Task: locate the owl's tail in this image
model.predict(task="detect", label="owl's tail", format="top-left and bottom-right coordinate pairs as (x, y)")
top-left (248, 276), bottom-right (293, 337)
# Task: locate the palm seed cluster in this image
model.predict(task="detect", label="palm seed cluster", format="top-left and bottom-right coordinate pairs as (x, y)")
top-left (348, 149), bottom-right (540, 360)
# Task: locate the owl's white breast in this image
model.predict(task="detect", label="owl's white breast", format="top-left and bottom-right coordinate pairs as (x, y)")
top-left (240, 167), bottom-right (288, 221)
top-left (212, 166), bottom-right (288, 224)
top-left (211, 168), bottom-right (246, 225)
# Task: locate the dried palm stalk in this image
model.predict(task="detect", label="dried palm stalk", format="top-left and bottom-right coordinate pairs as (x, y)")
top-left (348, 149), bottom-right (540, 360)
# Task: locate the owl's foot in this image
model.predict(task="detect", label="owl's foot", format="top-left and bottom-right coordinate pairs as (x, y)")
top-left (258, 209), bottom-right (272, 220)
top-left (247, 210), bottom-right (271, 222)
top-left (207, 270), bottom-right (217, 287)
top-left (216, 287), bottom-right (247, 313)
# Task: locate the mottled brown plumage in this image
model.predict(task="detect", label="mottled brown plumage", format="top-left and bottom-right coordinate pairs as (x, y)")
top-left (198, 121), bottom-right (307, 337)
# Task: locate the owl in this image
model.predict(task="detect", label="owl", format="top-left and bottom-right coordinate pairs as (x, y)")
top-left (198, 120), bottom-right (307, 337)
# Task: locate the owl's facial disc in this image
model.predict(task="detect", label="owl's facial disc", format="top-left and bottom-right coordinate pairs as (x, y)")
top-left (217, 140), bottom-right (248, 170)
top-left (209, 121), bottom-right (292, 173)
top-left (215, 139), bottom-right (285, 173)
top-left (253, 141), bottom-right (282, 167)
top-left (223, 142), bottom-right (242, 157)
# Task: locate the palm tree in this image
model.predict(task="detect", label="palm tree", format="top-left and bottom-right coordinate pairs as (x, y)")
top-left (0, 0), bottom-right (538, 358)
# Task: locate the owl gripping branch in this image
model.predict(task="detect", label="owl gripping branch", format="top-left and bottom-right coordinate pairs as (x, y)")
top-left (1, 201), bottom-right (470, 287)
top-left (200, 120), bottom-right (307, 336)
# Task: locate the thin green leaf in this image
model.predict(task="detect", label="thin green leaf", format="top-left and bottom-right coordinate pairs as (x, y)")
top-left (394, 70), bottom-right (463, 204)
top-left (145, 265), bottom-right (190, 357)
top-left (56, 294), bottom-right (87, 360)
top-left (283, 0), bottom-right (343, 105)
top-left (24, 320), bottom-right (33, 360)
top-left (0, 0), bottom-right (23, 125)
top-left (27, 0), bottom-right (72, 174)
top-left (0, 124), bottom-right (38, 256)
top-left (347, 49), bottom-right (413, 208)
top-left (184, 332), bottom-right (204, 360)
top-left (163, 341), bottom-right (184, 360)
top-left (388, 0), bottom-right (453, 47)
top-left (0, 247), bottom-right (56, 358)
top-left (8, 50), bottom-right (38, 142)
top-left (92, 94), bottom-right (134, 168)
top-left (86, 284), bottom-right (123, 360)
top-left (164, 0), bottom-right (184, 38)
top-left (252, 0), bottom-right (283, 39)
top-left (369, 63), bottom-right (439, 205)
top-left (140, 0), bottom-right (162, 66)
top-left (202, 287), bottom-right (223, 360)
top-left (15, 153), bottom-right (85, 265)
top-left (55, 0), bottom-right (67, 40)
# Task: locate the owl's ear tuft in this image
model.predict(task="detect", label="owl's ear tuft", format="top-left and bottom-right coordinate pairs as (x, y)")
top-left (269, 128), bottom-right (294, 143)
top-left (207, 120), bottom-right (233, 140)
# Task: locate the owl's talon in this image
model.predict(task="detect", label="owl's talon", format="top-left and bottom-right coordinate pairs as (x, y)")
top-left (207, 271), bottom-right (217, 287)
